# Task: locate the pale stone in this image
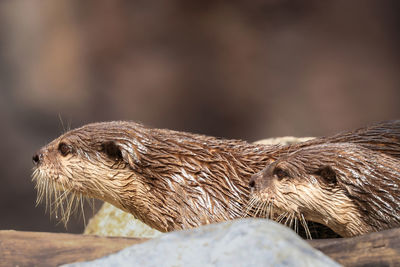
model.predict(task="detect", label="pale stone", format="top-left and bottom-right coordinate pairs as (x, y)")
top-left (84, 202), bottom-right (162, 238)
top-left (254, 136), bottom-right (313, 145)
top-left (68, 219), bottom-right (339, 267)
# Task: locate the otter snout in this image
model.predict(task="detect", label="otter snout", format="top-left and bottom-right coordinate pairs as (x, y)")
top-left (249, 163), bottom-right (277, 193)
top-left (249, 171), bottom-right (264, 192)
top-left (32, 149), bottom-right (44, 165)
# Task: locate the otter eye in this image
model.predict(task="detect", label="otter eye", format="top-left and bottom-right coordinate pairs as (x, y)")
top-left (102, 141), bottom-right (122, 160)
top-left (58, 142), bottom-right (71, 156)
top-left (274, 167), bottom-right (288, 180)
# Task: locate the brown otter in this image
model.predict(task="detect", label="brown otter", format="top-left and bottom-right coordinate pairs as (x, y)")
top-left (32, 120), bottom-right (400, 236)
top-left (32, 121), bottom-right (275, 232)
top-left (249, 142), bottom-right (400, 237)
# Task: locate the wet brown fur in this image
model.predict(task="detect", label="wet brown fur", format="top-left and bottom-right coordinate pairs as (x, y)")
top-left (32, 120), bottom-right (400, 235)
top-left (250, 142), bottom-right (400, 237)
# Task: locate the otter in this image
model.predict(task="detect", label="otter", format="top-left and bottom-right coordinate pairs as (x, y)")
top-left (32, 120), bottom-right (400, 236)
top-left (249, 143), bottom-right (400, 237)
top-left (32, 121), bottom-right (275, 232)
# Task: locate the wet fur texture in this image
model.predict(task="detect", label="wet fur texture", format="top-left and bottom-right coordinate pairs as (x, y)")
top-left (250, 143), bottom-right (400, 237)
top-left (32, 120), bottom-right (400, 236)
top-left (33, 121), bottom-right (276, 231)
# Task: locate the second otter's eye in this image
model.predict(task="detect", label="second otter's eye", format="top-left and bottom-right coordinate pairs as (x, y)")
top-left (58, 142), bottom-right (72, 156)
top-left (274, 167), bottom-right (289, 180)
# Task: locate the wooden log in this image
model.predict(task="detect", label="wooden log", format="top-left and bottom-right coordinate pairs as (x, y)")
top-left (308, 228), bottom-right (400, 266)
top-left (0, 230), bottom-right (147, 267)
top-left (1, 228), bottom-right (400, 266)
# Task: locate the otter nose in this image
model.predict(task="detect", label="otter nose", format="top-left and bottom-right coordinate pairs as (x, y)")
top-left (32, 151), bottom-right (43, 165)
top-left (249, 178), bottom-right (256, 189)
top-left (249, 175), bottom-right (258, 193)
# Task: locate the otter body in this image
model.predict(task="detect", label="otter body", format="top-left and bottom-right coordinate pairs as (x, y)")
top-left (32, 120), bottom-right (400, 236)
top-left (249, 143), bottom-right (400, 237)
top-left (32, 121), bottom-right (275, 232)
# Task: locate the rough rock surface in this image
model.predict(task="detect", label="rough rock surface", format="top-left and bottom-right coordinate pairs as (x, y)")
top-left (68, 219), bottom-right (339, 267)
top-left (84, 137), bottom-right (313, 238)
top-left (254, 136), bottom-right (313, 145)
top-left (84, 202), bottom-right (162, 238)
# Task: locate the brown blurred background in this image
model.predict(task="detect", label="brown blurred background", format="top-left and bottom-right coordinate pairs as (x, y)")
top-left (0, 0), bottom-right (399, 234)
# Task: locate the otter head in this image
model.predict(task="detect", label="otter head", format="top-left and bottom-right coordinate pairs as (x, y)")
top-left (31, 121), bottom-right (147, 225)
top-left (249, 143), bottom-right (374, 237)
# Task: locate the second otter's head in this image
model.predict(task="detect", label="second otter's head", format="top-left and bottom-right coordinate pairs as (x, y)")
top-left (248, 143), bottom-right (400, 237)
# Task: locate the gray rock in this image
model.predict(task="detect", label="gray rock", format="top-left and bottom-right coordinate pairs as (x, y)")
top-left (65, 219), bottom-right (339, 267)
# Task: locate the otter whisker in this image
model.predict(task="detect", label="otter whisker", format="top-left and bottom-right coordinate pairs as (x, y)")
top-left (243, 196), bottom-right (258, 217)
top-left (54, 193), bottom-right (62, 219)
top-left (32, 170), bottom-right (89, 227)
top-left (256, 200), bottom-right (270, 218)
top-left (64, 194), bottom-right (77, 225)
top-left (260, 201), bottom-right (269, 218)
top-left (36, 177), bottom-right (46, 206)
top-left (254, 201), bottom-right (264, 217)
top-left (250, 198), bottom-right (260, 216)
top-left (54, 192), bottom-right (66, 219)
top-left (262, 201), bottom-right (271, 219)
top-left (276, 212), bottom-right (289, 223)
top-left (248, 197), bottom-right (260, 216)
top-left (71, 194), bottom-right (80, 217)
top-left (64, 194), bottom-right (73, 222)
top-left (53, 186), bottom-right (70, 208)
top-left (63, 193), bottom-right (78, 223)
top-left (34, 175), bottom-right (46, 206)
top-left (264, 202), bottom-right (271, 219)
top-left (49, 182), bottom-right (58, 216)
top-left (283, 214), bottom-right (290, 226)
top-left (283, 213), bottom-right (293, 227)
top-left (80, 194), bottom-right (86, 227)
top-left (45, 179), bottom-right (51, 211)
top-left (61, 185), bottom-right (72, 215)
top-left (268, 200), bottom-right (274, 220)
top-left (288, 213), bottom-right (295, 228)
top-left (86, 197), bottom-right (96, 217)
top-left (36, 184), bottom-right (44, 206)
top-left (58, 113), bottom-right (66, 134)
top-left (53, 183), bottom-right (64, 217)
top-left (300, 213), bottom-right (312, 240)
top-left (56, 187), bottom-right (75, 223)
top-left (74, 194), bottom-right (82, 216)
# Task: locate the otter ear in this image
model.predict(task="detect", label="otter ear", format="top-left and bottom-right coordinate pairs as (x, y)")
top-left (102, 141), bottom-right (122, 160)
top-left (102, 141), bottom-right (141, 169)
top-left (315, 165), bottom-right (337, 184)
top-left (119, 144), bottom-right (141, 169)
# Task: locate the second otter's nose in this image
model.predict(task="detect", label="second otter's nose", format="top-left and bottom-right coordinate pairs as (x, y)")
top-left (249, 175), bottom-right (259, 193)
top-left (249, 179), bottom-right (256, 189)
top-left (32, 151), bottom-right (43, 165)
